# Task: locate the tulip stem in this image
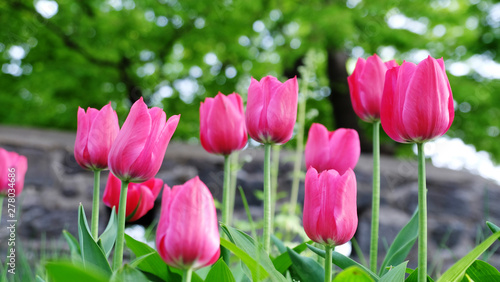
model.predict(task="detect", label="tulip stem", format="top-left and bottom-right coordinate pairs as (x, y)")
top-left (270, 145), bottom-right (281, 232)
top-left (0, 195), bottom-right (3, 225)
top-left (222, 155), bottom-right (231, 226)
top-left (263, 143), bottom-right (272, 253)
top-left (417, 143), bottom-right (427, 282)
top-left (228, 152), bottom-right (239, 223)
top-left (324, 245), bottom-right (333, 282)
top-left (91, 170), bottom-right (101, 240)
top-left (112, 180), bottom-right (129, 270)
top-left (370, 121), bottom-right (380, 272)
top-left (182, 268), bottom-right (193, 282)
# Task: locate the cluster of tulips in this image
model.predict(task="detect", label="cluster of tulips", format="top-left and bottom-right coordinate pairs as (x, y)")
top-left (0, 54), bottom-right (470, 282)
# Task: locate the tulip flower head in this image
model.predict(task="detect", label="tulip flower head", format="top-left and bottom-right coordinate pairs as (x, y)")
top-left (303, 167), bottom-right (358, 247)
top-left (200, 92), bottom-right (247, 155)
top-left (381, 56), bottom-right (454, 143)
top-left (305, 123), bottom-right (360, 175)
top-left (0, 148), bottom-right (28, 197)
top-left (156, 176), bottom-right (220, 270)
top-left (245, 75), bottom-right (298, 145)
top-left (348, 54), bottom-right (399, 122)
top-left (108, 97), bottom-right (180, 183)
top-left (74, 103), bottom-right (119, 171)
top-left (103, 173), bottom-right (163, 222)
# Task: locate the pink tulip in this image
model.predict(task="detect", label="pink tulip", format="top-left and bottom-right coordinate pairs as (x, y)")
top-left (74, 103), bottom-right (119, 170)
top-left (305, 123), bottom-right (360, 175)
top-left (303, 167), bottom-right (357, 246)
top-left (245, 76), bottom-right (298, 144)
top-left (0, 148), bottom-right (28, 197)
top-left (200, 92), bottom-right (247, 155)
top-left (103, 173), bottom-right (163, 222)
top-left (156, 176), bottom-right (220, 270)
top-left (108, 97), bottom-right (180, 182)
top-left (348, 54), bottom-right (398, 122)
top-left (380, 56), bottom-right (454, 143)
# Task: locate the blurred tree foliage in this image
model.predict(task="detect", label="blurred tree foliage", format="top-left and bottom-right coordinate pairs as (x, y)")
top-left (1, 0), bottom-right (500, 160)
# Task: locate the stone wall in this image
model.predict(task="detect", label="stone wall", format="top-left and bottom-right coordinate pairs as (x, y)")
top-left (1, 125), bottom-right (500, 275)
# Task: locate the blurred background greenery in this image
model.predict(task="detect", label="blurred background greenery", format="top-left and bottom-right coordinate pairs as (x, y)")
top-left (1, 0), bottom-right (499, 161)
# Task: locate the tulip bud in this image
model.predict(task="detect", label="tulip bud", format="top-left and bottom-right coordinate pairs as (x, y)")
top-left (245, 76), bottom-right (298, 145)
top-left (200, 92), bottom-right (247, 155)
top-left (74, 103), bottom-right (119, 170)
top-left (156, 176), bottom-right (220, 270)
top-left (0, 148), bottom-right (28, 197)
top-left (108, 97), bottom-right (180, 182)
top-left (303, 167), bottom-right (358, 247)
top-left (380, 56), bottom-right (454, 143)
top-left (348, 54), bottom-right (398, 122)
top-left (305, 123), bottom-right (360, 175)
top-left (103, 173), bottom-right (163, 222)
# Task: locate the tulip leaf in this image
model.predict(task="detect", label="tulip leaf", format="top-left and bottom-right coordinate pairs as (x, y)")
top-left (110, 264), bottom-right (150, 282)
top-left (62, 230), bottom-right (81, 263)
top-left (45, 261), bottom-right (109, 282)
top-left (286, 247), bottom-right (324, 282)
top-left (124, 234), bottom-right (169, 280)
top-left (379, 261), bottom-right (407, 282)
top-left (77, 205), bottom-right (112, 276)
top-left (333, 266), bottom-right (375, 282)
top-left (35, 275), bottom-right (46, 282)
top-left (272, 240), bottom-right (313, 274)
top-left (204, 258), bottom-right (236, 282)
top-left (486, 221), bottom-right (500, 235)
top-left (221, 225), bottom-right (287, 282)
top-left (462, 260), bottom-right (500, 281)
top-left (437, 231), bottom-right (500, 282)
top-left (129, 252), bottom-right (155, 268)
top-left (220, 237), bottom-right (269, 281)
top-left (271, 235), bottom-right (287, 254)
top-left (307, 243), bottom-right (380, 281)
top-left (379, 208), bottom-right (419, 276)
top-left (404, 268), bottom-right (434, 282)
top-left (99, 206), bottom-right (117, 258)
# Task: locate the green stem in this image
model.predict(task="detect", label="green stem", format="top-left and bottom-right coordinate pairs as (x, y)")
top-left (417, 143), bottom-right (427, 282)
top-left (112, 180), bottom-right (129, 270)
top-left (228, 152), bottom-right (239, 222)
top-left (324, 245), bottom-right (333, 282)
top-left (270, 145), bottom-right (281, 232)
top-left (222, 155), bottom-right (231, 226)
top-left (263, 143), bottom-right (272, 253)
top-left (0, 195), bottom-right (4, 225)
top-left (370, 121), bottom-right (380, 272)
top-left (182, 268), bottom-right (193, 282)
top-left (91, 170), bottom-right (101, 240)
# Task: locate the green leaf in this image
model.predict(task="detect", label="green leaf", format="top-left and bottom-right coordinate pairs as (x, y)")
top-left (45, 261), bottom-right (109, 282)
top-left (379, 209), bottom-right (418, 276)
top-left (307, 244), bottom-right (380, 281)
top-left (77, 205), bottom-right (112, 276)
top-left (220, 237), bottom-right (269, 281)
top-left (486, 221), bottom-right (500, 234)
top-left (333, 266), bottom-right (375, 282)
top-left (99, 206), bottom-right (117, 258)
top-left (124, 233), bottom-right (169, 280)
top-left (129, 252), bottom-right (155, 268)
top-left (437, 231), bottom-right (500, 282)
top-left (461, 260), bottom-right (500, 281)
top-left (204, 259), bottom-right (236, 282)
top-left (62, 230), bottom-right (81, 263)
top-left (111, 264), bottom-right (150, 282)
top-left (221, 224), bottom-right (287, 282)
top-left (271, 235), bottom-right (287, 254)
top-left (379, 261), bottom-right (407, 282)
top-left (404, 268), bottom-right (434, 282)
top-left (272, 240), bottom-right (312, 274)
top-left (286, 247), bottom-right (324, 282)
top-left (36, 275), bottom-right (46, 282)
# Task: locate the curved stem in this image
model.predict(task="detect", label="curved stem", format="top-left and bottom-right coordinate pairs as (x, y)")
top-left (91, 170), bottom-right (101, 240)
top-left (112, 180), bottom-right (129, 270)
top-left (370, 121), bottom-right (380, 272)
top-left (417, 143), bottom-right (427, 282)
top-left (324, 245), bottom-right (333, 282)
top-left (222, 155), bottom-right (231, 226)
top-left (263, 143), bottom-right (272, 253)
top-left (182, 268), bottom-right (193, 282)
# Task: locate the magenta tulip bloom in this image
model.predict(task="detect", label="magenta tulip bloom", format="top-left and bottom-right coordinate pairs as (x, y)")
top-left (103, 173), bottom-right (163, 222)
top-left (381, 56), bottom-right (454, 143)
top-left (74, 103), bottom-right (119, 170)
top-left (348, 54), bottom-right (398, 122)
top-left (245, 75), bottom-right (298, 145)
top-left (156, 176), bottom-right (220, 270)
top-left (108, 97), bottom-right (180, 183)
top-left (305, 123), bottom-right (360, 175)
top-left (200, 92), bottom-right (247, 155)
top-left (303, 167), bottom-right (357, 247)
top-left (0, 148), bottom-right (28, 197)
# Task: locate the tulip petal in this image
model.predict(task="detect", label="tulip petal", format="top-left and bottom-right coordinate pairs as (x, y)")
top-left (87, 103), bottom-right (119, 169)
top-left (329, 129), bottom-right (360, 175)
top-left (246, 77), bottom-right (267, 142)
top-left (358, 54), bottom-right (386, 119)
top-left (266, 76), bottom-right (298, 144)
top-left (305, 123), bottom-right (331, 171)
